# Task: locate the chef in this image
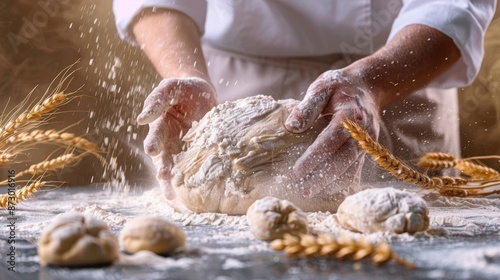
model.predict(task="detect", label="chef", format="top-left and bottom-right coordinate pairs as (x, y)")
top-left (113, 0), bottom-right (495, 199)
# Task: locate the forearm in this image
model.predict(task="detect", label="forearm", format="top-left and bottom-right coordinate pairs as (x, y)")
top-left (344, 24), bottom-right (461, 107)
top-left (132, 8), bottom-right (210, 81)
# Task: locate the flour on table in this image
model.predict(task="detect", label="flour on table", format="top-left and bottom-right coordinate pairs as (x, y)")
top-left (337, 187), bottom-right (429, 234)
top-left (119, 215), bottom-right (186, 255)
top-left (246, 196), bottom-right (308, 241)
top-left (171, 95), bottom-right (359, 214)
top-left (37, 212), bottom-right (119, 266)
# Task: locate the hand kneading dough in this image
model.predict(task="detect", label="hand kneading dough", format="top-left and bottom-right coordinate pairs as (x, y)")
top-left (171, 95), bottom-right (362, 214)
top-left (246, 196), bottom-right (308, 241)
top-left (337, 187), bottom-right (429, 234)
top-left (38, 212), bottom-right (119, 266)
top-left (119, 216), bottom-right (185, 255)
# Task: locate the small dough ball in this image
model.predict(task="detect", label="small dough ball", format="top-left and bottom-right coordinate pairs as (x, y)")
top-left (337, 187), bottom-right (429, 234)
top-left (246, 196), bottom-right (309, 241)
top-left (38, 212), bottom-right (119, 266)
top-left (119, 216), bottom-right (186, 255)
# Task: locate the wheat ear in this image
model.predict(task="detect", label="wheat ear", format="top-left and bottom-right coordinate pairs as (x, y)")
top-left (454, 161), bottom-right (500, 179)
top-left (418, 153), bottom-right (499, 179)
top-left (341, 119), bottom-right (469, 192)
top-left (0, 92), bottom-right (66, 144)
top-left (417, 152), bottom-right (458, 170)
top-left (6, 129), bottom-right (104, 157)
top-left (0, 152), bottom-right (14, 165)
top-left (270, 233), bottom-right (414, 268)
top-left (0, 180), bottom-right (46, 208)
top-left (12, 153), bottom-right (83, 180)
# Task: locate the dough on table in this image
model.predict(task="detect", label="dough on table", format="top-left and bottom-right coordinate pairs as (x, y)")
top-left (119, 216), bottom-right (186, 255)
top-left (38, 212), bottom-right (119, 266)
top-left (337, 187), bottom-right (429, 234)
top-left (246, 196), bottom-right (309, 241)
top-left (171, 95), bottom-right (362, 214)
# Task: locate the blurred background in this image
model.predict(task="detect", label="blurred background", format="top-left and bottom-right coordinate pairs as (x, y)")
top-left (0, 0), bottom-right (499, 191)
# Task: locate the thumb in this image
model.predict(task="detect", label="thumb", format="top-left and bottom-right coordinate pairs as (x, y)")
top-left (285, 85), bottom-right (332, 133)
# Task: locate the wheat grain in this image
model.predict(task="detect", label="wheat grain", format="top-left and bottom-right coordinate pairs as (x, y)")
top-left (0, 180), bottom-right (46, 208)
top-left (270, 232), bottom-right (414, 268)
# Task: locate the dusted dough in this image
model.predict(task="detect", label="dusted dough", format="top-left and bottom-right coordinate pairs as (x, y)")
top-left (337, 187), bottom-right (429, 234)
top-left (38, 212), bottom-right (119, 266)
top-left (171, 95), bottom-right (361, 214)
top-left (119, 216), bottom-right (185, 255)
top-left (246, 196), bottom-right (308, 241)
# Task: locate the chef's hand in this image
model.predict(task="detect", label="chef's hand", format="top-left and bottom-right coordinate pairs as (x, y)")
top-left (284, 69), bottom-right (380, 196)
top-left (137, 77), bottom-right (217, 199)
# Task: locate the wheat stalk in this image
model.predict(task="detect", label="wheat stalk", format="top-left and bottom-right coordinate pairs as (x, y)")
top-left (454, 161), bottom-right (499, 179)
top-left (342, 119), bottom-right (470, 195)
top-left (270, 233), bottom-right (414, 268)
top-left (12, 153), bottom-right (82, 180)
top-left (0, 180), bottom-right (46, 208)
top-left (417, 152), bottom-right (458, 170)
top-left (0, 92), bottom-right (67, 145)
top-left (6, 129), bottom-right (104, 157)
top-left (418, 152), bottom-right (499, 179)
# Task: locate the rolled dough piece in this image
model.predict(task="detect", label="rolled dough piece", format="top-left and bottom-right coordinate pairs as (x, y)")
top-left (119, 216), bottom-right (186, 255)
top-left (337, 187), bottom-right (429, 234)
top-left (38, 212), bottom-right (119, 266)
top-left (246, 196), bottom-right (308, 241)
top-left (171, 95), bottom-right (362, 214)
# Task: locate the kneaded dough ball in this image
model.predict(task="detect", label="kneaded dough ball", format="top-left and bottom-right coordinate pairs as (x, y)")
top-left (38, 212), bottom-right (119, 266)
top-left (246, 196), bottom-right (309, 241)
top-left (172, 95), bottom-right (361, 214)
top-left (119, 216), bottom-right (186, 255)
top-left (337, 187), bottom-right (429, 234)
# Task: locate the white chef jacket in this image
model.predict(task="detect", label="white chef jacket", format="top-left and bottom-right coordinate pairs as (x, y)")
top-left (113, 0), bottom-right (495, 88)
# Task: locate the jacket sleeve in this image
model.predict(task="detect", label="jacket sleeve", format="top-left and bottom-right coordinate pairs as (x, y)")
top-left (113, 0), bottom-right (207, 44)
top-left (388, 0), bottom-right (496, 88)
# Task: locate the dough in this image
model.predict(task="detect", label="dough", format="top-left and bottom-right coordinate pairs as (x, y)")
top-left (246, 196), bottom-right (309, 241)
top-left (171, 95), bottom-right (362, 214)
top-left (38, 212), bottom-right (119, 266)
top-left (119, 216), bottom-right (186, 255)
top-left (337, 187), bottom-right (429, 234)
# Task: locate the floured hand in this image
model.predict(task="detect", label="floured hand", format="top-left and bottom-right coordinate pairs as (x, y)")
top-left (137, 77), bottom-right (217, 200)
top-left (285, 69), bottom-right (380, 196)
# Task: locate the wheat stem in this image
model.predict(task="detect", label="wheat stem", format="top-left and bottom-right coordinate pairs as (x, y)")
top-left (270, 233), bottom-right (414, 269)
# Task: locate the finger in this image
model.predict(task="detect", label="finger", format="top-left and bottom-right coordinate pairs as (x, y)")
top-left (285, 82), bottom-right (331, 133)
top-left (137, 80), bottom-right (180, 125)
top-left (152, 152), bottom-right (176, 200)
top-left (293, 114), bottom-right (352, 178)
top-left (143, 118), bottom-right (171, 156)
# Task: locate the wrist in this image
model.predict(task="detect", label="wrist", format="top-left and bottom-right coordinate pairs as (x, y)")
top-left (340, 60), bottom-right (386, 109)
